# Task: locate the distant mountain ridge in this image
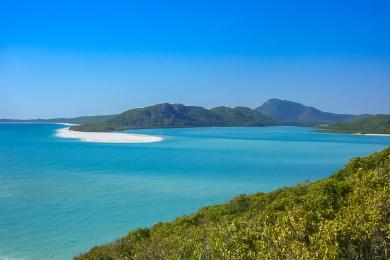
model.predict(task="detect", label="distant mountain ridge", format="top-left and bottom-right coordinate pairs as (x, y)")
top-left (2, 99), bottom-right (383, 133)
top-left (71, 103), bottom-right (275, 132)
top-left (256, 98), bottom-right (368, 125)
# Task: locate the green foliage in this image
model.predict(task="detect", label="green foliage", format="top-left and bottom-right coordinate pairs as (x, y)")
top-left (210, 106), bottom-right (273, 127)
top-left (323, 114), bottom-right (390, 134)
top-left (71, 103), bottom-right (275, 132)
top-left (76, 147), bottom-right (390, 259)
top-left (256, 98), bottom-right (364, 125)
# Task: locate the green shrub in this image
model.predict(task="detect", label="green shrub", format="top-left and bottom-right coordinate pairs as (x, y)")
top-left (76, 147), bottom-right (390, 259)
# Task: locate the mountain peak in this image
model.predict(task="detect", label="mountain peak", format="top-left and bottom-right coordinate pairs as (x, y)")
top-left (256, 99), bottom-right (359, 125)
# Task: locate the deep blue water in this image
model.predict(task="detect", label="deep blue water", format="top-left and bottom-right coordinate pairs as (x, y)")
top-left (1, 123), bottom-right (389, 259)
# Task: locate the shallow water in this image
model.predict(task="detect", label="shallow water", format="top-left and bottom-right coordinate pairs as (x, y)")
top-left (1, 123), bottom-right (389, 259)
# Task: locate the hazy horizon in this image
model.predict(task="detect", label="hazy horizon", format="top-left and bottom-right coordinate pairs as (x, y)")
top-left (1, 1), bottom-right (390, 118)
top-left (0, 97), bottom-right (384, 120)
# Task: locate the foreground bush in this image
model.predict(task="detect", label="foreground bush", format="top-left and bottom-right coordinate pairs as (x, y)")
top-left (76, 147), bottom-right (390, 259)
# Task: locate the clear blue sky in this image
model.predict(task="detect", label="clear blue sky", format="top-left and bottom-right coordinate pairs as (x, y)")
top-left (1, 0), bottom-right (389, 118)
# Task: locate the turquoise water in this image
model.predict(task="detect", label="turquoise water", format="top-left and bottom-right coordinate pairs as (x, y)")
top-left (1, 123), bottom-right (389, 260)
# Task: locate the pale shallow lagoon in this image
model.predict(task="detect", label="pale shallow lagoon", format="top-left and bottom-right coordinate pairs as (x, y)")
top-left (1, 123), bottom-right (390, 259)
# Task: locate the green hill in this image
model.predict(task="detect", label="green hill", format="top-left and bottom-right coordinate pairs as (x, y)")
top-left (3, 99), bottom-right (374, 130)
top-left (256, 98), bottom-right (366, 125)
top-left (210, 106), bottom-right (274, 126)
top-left (322, 114), bottom-right (390, 134)
top-left (76, 147), bottom-right (390, 259)
top-left (71, 103), bottom-right (275, 132)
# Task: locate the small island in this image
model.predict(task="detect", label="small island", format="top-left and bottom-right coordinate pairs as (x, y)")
top-left (67, 100), bottom-right (390, 137)
top-left (4, 100), bottom-right (390, 139)
top-left (69, 103), bottom-right (276, 132)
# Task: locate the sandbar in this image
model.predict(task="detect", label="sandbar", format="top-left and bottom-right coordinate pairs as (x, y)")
top-left (361, 133), bottom-right (390, 137)
top-left (56, 127), bottom-right (163, 143)
top-left (353, 133), bottom-right (390, 137)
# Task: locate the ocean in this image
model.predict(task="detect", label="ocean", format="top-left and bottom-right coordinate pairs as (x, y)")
top-left (1, 123), bottom-right (389, 259)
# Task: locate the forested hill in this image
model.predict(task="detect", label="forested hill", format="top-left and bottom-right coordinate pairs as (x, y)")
top-left (2, 99), bottom-right (375, 131)
top-left (256, 98), bottom-right (367, 125)
top-left (322, 114), bottom-right (390, 134)
top-left (76, 147), bottom-right (390, 259)
top-left (71, 103), bottom-right (275, 132)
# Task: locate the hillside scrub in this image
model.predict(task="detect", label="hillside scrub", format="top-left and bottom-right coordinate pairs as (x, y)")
top-left (77, 147), bottom-right (390, 259)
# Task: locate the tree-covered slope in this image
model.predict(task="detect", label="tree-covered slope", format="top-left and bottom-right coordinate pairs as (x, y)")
top-left (71, 103), bottom-right (275, 132)
top-left (210, 106), bottom-right (274, 126)
top-left (323, 114), bottom-right (390, 134)
top-left (76, 147), bottom-right (390, 259)
top-left (256, 98), bottom-right (365, 125)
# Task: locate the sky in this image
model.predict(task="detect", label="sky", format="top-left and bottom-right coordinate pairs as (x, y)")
top-left (1, 0), bottom-right (389, 119)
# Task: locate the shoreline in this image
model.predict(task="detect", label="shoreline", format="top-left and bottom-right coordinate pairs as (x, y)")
top-left (316, 129), bottom-right (390, 136)
top-left (57, 123), bottom-right (79, 126)
top-left (353, 133), bottom-right (390, 137)
top-left (2, 121), bottom-right (389, 137)
top-left (56, 127), bottom-right (163, 143)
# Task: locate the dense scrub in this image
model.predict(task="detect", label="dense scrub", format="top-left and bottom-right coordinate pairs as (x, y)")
top-left (76, 147), bottom-right (390, 259)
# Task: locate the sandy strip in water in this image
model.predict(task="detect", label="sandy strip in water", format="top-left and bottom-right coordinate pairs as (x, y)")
top-left (353, 133), bottom-right (390, 137)
top-left (56, 127), bottom-right (163, 143)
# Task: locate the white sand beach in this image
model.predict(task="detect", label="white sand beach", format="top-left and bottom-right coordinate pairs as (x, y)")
top-left (353, 133), bottom-right (390, 137)
top-left (57, 123), bottom-right (78, 126)
top-left (56, 127), bottom-right (163, 143)
top-left (362, 133), bottom-right (390, 136)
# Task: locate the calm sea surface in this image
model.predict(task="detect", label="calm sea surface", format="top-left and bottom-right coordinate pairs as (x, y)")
top-left (1, 123), bottom-right (389, 259)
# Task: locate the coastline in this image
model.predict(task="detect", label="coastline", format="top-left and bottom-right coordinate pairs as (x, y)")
top-left (316, 129), bottom-right (390, 136)
top-left (56, 127), bottom-right (163, 143)
top-left (57, 123), bottom-right (78, 126)
top-left (353, 133), bottom-right (390, 137)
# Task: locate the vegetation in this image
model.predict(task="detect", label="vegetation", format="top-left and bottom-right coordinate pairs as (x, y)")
top-left (210, 106), bottom-right (273, 126)
top-left (71, 103), bottom-right (275, 132)
top-left (4, 99), bottom-right (378, 131)
top-left (321, 114), bottom-right (390, 134)
top-left (76, 147), bottom-right (390, 259)
top-left (256, 98), bottom-right (367, 125)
